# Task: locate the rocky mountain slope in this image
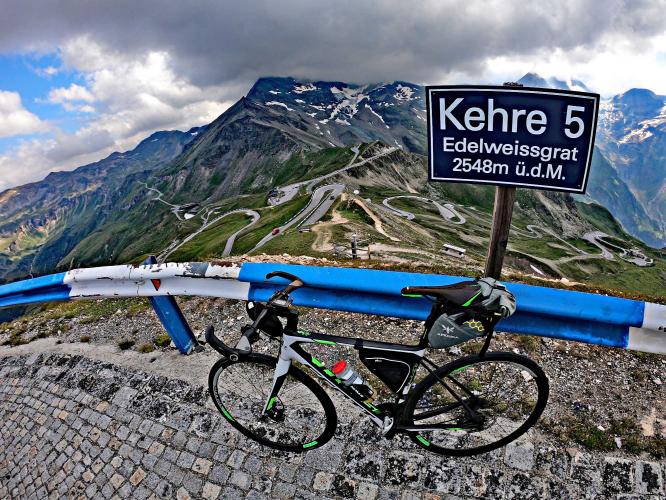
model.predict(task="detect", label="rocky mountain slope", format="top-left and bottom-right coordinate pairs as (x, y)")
top-left (596, 88), bottom-right (666, 246)
top-left (0, 128), bottom-right (204, 279)
top-left (0, 75), bottom-right (664, 298)
top-left (246, 77), bottom-right (427, 153)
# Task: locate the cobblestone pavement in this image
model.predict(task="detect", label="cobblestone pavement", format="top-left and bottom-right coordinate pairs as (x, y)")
top-left (0, 352), bottom-right (664, 499)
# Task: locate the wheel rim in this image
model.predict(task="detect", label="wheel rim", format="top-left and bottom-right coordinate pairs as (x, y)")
top-left (410, 359), bottom-right (544, 452)
top-left (212, 360), bottom-right (329, 448)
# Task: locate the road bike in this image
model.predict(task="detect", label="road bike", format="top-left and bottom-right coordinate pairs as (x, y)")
top-left (206, 271), bottom-right (549, 456)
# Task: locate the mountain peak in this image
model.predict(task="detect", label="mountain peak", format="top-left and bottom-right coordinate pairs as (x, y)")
top-left (247, 76), bottom-right (299, 99)
top-left (615, 88), bottom-right (661, 101)
top-left (517, 73), bottom-right (590, 92)
top-left (610, 88), bottom-right (664, 116)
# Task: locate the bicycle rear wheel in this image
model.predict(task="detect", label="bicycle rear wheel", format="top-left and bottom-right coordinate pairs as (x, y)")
top-left (404, 352), bottom-right (548, 456)
top-left (209, 354), bottom-right (337, 452)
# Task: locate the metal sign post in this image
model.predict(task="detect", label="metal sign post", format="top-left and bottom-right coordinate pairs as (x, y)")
top-left (485, 184), bottom-right (517, 278)
top-left (485, 82), bottom-right (519, 279)
top-left (425, 82), bottom-right (599, 279)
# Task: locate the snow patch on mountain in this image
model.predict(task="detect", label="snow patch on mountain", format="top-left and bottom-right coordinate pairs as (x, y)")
top-left (266, 101), bottom-right (294, 111)
top-left (364, 104), bottom-right (389, 129)
top-left (293, 83), bottom-right (317, 94)
top-left (394, 84), bottom-right (417, 101)
top-left (618, 105), bottom-right (666, 144)
top-left (327, 86), bottom-right (369, 123)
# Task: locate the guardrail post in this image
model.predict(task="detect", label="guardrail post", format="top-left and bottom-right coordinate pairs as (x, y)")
top-left (142, 256), bottom-right (198, 354)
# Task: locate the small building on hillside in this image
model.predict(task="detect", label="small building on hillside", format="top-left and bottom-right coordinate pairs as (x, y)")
top-left (443, 243), bottom-right (466, 259)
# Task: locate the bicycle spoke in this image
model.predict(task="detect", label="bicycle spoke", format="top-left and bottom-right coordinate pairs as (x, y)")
top-left (408, 356), bottom-right (547, 454)
top-left (211, 359), bottom-right (331, 449)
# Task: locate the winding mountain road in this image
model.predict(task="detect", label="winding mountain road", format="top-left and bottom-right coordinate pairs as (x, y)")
top-left (268, 145), bottom-right (397, 206)
top-left (583, 231), bottom-right (614, 260)
top-left (145, 141), bottom-right (651, 271)
top-left (141, 183), bottom-right (185, 221)
top-left (250, 145), bottom-right (399, 252)
top-left (148, 145), bottom-right (401, 258)
top-left (159, 209), bottom-right (260, 261)
top-left (251, 184), bottom-right (344, 252)
top-left (382, 196), bottom-right (466, 224)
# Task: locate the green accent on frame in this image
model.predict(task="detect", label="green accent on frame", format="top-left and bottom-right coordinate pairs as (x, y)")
top-left (401, 293), bottom-right (423, 298)
top-left (221, 407), bottom-right (235, 422)
top-left (416, 435), bottom-right (430, 446)
top-left (314, 340), bottom-right (337, 345)
top-left (462, 290), bottom-right (482, 307)
top-left (451, 365), bottom-right (471, 374)
top-left (364, 402), bottom-right (381, 414)
top-left (266, 396), bottom-right (277, 411)
top-left (324, 369), bottom-right (335, 377)
top-left (311, 357), bottom-right (325, 368)
top-left (303, 441), bottom-right (318, 449)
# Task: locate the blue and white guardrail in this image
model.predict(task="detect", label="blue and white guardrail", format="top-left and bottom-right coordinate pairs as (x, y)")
top-left (0, 261), bottom-right (664, 355)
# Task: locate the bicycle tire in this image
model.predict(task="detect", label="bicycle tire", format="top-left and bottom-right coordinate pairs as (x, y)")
top-left (403, 352), bottom-right (549, 456)
top-left (208, 353), bottom-right (337, 452)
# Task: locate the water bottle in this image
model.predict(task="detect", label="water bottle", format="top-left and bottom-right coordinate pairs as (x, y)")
top-left (332, 360), bottom-right (374, 401)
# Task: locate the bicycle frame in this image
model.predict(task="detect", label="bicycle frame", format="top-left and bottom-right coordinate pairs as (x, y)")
top-left (262, 328), bottom-right (426, 429)
top-left (227, 279), bottom-right (500, 437)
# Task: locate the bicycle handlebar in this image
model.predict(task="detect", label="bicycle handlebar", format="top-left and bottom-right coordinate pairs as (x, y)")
top-left (205, 305), bottom-right (271, 357)
top-left (205, 325), bottom-right (240, 356)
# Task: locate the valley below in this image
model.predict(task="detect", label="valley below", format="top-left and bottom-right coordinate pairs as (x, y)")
top-left (0, 75), bottom-right (664, 303)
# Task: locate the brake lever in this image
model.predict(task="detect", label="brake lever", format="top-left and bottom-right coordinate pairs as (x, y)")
top-left (235, 308), bottom-right (269, 352)
top-left (236, 331), bottom-right (252, 353)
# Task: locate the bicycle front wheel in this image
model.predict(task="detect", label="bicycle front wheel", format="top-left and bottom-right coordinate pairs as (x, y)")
top-left (404, 352), bottom-right (549, 456)
top-left (208, 354), bottom-right (337, 452)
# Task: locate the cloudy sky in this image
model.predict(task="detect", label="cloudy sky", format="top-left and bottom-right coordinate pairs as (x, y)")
top-left (1, 0), bottom-right (665, 191)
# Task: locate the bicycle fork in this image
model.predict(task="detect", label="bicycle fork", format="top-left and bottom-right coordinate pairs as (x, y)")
top-left (260, 354), bottom-right (292, 419)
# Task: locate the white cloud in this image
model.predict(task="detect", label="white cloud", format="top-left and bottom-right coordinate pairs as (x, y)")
top-left (477, 33), bottom-right (666, 96)
top-left (0, 38), bottom-right (232, 190)
top-left (0, 90), bottom-right (47, 138)
top-left (57, 38), bottom-right (232, 146)
top-left (33, 65), bottom-right (60, 78)
top-left (1, 1), bottom-right (666, 189)
top-left (47, 83), bottom-right (95, 104)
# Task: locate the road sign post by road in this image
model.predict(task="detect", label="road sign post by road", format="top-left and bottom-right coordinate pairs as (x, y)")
top-left (426, 83), bottom-right (599, 278)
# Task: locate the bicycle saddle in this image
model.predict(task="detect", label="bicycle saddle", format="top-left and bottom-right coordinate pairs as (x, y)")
top-left (402, 278), bottom-right (516, 316)
top-left (402, 280), bottom-right (482, 307)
